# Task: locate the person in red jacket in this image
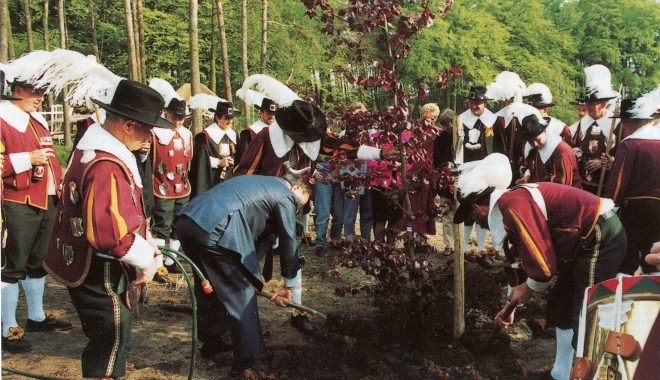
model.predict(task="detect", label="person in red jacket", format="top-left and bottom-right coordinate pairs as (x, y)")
top-left (604, 90), bottom-right (660, 275)
top-left (1, 57), bottom-right (71, 354)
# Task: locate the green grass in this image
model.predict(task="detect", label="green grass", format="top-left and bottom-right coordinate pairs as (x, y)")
top-left (54, 144), bottom-right (72, 168)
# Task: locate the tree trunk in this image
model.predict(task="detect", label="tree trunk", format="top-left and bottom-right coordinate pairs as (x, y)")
top-left (0, 0), bottom-right (9, 62)
top-left (23, 0), bottom-right (34, 51)
top-left (3, 0), bottom-right (14, 60)
top-left (215, 0), bottom-right (231, 101)
top-left (87, 0), bottom-right (99, 61)
top-left (58, 0), bottom-right (72, 147)
top-left (123, 0), bottom-right (138, 80)
top-left (135, 0), bottom-right (146, 82)
top-left (43, 0), bottom-right (53, 119)
top-left (260, 0), bottom-right (267, 74)
top-left (210, 7), bottom-right (216, 94)
top-left (189, 0), bottom-right (202, 135)
top-left (241, 0), bottom-right (249, 124)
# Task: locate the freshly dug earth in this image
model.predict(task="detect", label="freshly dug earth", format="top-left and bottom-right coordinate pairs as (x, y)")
top-left (2, 229), bottom-right (556, 379)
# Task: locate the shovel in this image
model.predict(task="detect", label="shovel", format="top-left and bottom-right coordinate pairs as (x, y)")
top-left (257, 290), bottom-right (327, 320)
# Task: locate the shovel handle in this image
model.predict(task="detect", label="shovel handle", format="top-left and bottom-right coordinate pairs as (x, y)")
top-left (257, 290), bottom-right (327, 320)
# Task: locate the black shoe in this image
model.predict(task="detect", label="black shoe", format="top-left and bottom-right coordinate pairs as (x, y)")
top-left (25, 316), bottom-right (72, 332)
top-left (291, 314), bottom-right (316, 334)
top-left (230, 356), bottom-right (258, 378)
top-left (200, 338), bottom-right (233, 358)
top-left (314, 246), bottom-right (326, 257)
top-left (165, 263), bottom-right (182, 274)
top-left (2, 335), bottom-right (32, 353)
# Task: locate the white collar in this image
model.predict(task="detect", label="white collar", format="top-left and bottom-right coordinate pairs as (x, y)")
top-left (0, 101), bottom-right (50, 133)
top-left (460, 108), bottom-right (497, 129)
top-left (496, 107), bottom-right (512, 129)
top-left (488, 189), bottom-right (508, 249)
top-left (205, 123), bottom-right (237, 145)
top-left (75, 123), bottom-right (143, 188)
top-left (623, 122), bottom-right (660, 141)
top-left (546, 117), bottom-right (566, 136)
top-left (153, 126), bottom-right (191, 147)
top-left (248, 120), bottom-right (269, 136)
top-left (524, 132), bottom-right (562, 163)
top-left (578, 110), bottom-right (616, 141)
top-left (268, 121), bottom-right (321, 160)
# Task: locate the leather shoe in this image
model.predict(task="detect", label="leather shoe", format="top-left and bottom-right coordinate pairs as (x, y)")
top-left (200, 338), bottom-right (233, 358)
top-left (291, 314), bottom-right (316, 334)
top-left (165, 263), bottom-right (182, 274)
top-left (26, 316), bottom-right (72, 332)
top-left (230, 356), bottom-right (258, 378)
top-left (2, 334), bottom-right (32, 354)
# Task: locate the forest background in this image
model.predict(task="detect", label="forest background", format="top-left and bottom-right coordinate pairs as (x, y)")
top-left (2, 0), bottom-right (660, 137)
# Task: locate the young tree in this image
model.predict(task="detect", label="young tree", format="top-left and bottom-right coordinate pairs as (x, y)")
top-left (22, 0), bottom-right (34, 51)
top-left (261, 0), bottom-right (268, 74)
top-left (58, 0), bottom-right (72, 146)
top-left (189, 0), bottom-right (203, 135)
top-left (215, 0), bottom-right (231, 100)
top-left (123, 0), bottom-right (138, 80)
top-left (0, 0), bottom-right (9, 62)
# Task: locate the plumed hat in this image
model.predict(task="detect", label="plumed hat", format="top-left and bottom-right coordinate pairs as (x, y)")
top-left (486, 71), bottom-right (526, 103)
top-left (465, 85), bottom-right (492, 101)
top-left (524, 83), bottom-right (555, 108)
top-left (0, 70), bottom-right (21, 100)
top-left (570, 93), bottom-right (586, 106)
top-left (612, 85), bottom-right (660, 120)
top-left (584, 65), bottom-right (619, 101)
top-left (188, 93), bottom-right (240, 118)
top-left (2, 50), bottom-right (52, 91)
top-left (93, 80), bottom-right (175, 129)
top-left (237, 74), bottom-right (325, 142)
top-left (149, 78), bottom-right (190, 118)
top-left (507, 103), bottom-right (549, 142)
top-left (453, 153), bottom-right (512, 224)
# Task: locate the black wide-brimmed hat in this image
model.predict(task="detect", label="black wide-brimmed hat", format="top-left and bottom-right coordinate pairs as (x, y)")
top-left (569, 93), bottom-right (586, 106)
top-left (165, 98), bottom-right (189, 118)
top-left (0, 71), bottom-right (21, 101)
top-left (255, 97), bottom-right (278, 112)
top-left (453, 187), bottom-right (495, 224)
top-left (466, 86), bottom-right (492, 101)
top-left (608, 99), bottom-right (658, 120)
top-left (211, 100), bottom-right (240, 118)
top-left (525, 93), bottom-right (555, 108)
top-left (515, 114), bottom-right (549, 142)
top-left (275, 99), bottom-right (327, 143)
top-left (92, 79), bottom-right (175, 129)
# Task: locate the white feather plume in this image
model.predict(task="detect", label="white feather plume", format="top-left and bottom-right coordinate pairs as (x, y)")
top-left (486, 71), bottom-right (526, 103)
top-left (148, 77), bottom-right (183, 106)
top-left (506, 103), bottom-right (546, 126)
top-left (525, 83), bottom-right (553, 105)
top-left (236, 88), bottom-right (266, 109)
top-left (455, 153), bottom-right (512, 198)
top-left (632, 84), bottom-right (660, 119)
top-left (237, 74), bottom-right (299, 107)
top-left (585, 64), bottom-right (619, 99)
top-left (2, 50), bottom-right (52, 86)
top-left (188, 93), bottom-right (229, 117)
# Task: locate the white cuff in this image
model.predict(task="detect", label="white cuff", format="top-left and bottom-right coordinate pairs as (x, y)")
top-left (524, 169), bottom-right (530, 177)
top-left (118, 235), bottom-right (156, 269)
top-left (9, 152), bottom-right (32, 174)
top-left (209, 156), bottom-right (220, 168)
top-left (526, 277), bottom-right (552, 292)
top-left (283, 277), bottom-right (297, 288)
top-left (357, 146), bottom-right (381, 160)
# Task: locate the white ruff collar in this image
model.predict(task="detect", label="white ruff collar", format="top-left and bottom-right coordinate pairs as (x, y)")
top-left (0, 101), bottom-right (50, 133)
top-left (579, 110), bottom-right (616, 141)
top-left (546, 117), bottom-right (566, 136)
top-left (205, 123), bottom-right (237, 145)
top-left (248, 120), bottom-right (269, 136)
top-left (268, 121), bottom-right (321, 160)
top-left (75, 123), bottom-right (143, 188)
top-left (460, 108), bottom-right (497, 129)
top-left (624, 122), bottom-right (660, 141)
top-left (524, 132), bottom-right (562, 163)
top-left (153, 126), bottom-right (191, 148)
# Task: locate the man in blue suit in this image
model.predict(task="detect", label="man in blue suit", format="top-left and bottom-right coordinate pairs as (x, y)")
top-left (175, 174), bottom-right (310, 377)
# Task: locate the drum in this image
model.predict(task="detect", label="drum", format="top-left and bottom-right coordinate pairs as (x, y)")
top-left (578, 275), bottom-right (660, 379)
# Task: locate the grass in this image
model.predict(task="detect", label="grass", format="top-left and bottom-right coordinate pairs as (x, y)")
top-left (54, 144), bottom-right (72, 168)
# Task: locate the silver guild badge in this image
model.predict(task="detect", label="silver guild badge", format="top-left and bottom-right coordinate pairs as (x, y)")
top-left (70, 217), bottom-right (85, 238)
top-left (68, 182), bottom-right (80, 204)
top-left (63, 244), bottom-right (75, 266)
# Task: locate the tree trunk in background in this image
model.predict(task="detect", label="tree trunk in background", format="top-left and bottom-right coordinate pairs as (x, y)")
top-left (3, 0), bottom-right (14, 60)
top-left (210, 8), bottom-right (216, 94)
top-left (88, 0), bottom-right (99, 61)
top-left (23, 0), bottom-right (34, 51)
top-left (135, 0), bottom-right (146, 82)
top-left (260, 0), bottom-right (267, 74)
top-left (241, 0), bottom-right (249, 125)
top-left (215, 0), bottom-right (231, 101)
top-left (0, 0), bottom-right (8, 62)
top-left (123, 0), bottom-right (138, 80)
top-left (43, 0), bottom-right (53, 118)
top-left (58, 0), bottom-right (71, 147)
top-left (189, 0), bottom-right (202, 135)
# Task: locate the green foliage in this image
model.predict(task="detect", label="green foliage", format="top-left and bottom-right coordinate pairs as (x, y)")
top-left (6, 0), bottom-right (660, 125)
top-left (54, 144), bottom-right (72, 168)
